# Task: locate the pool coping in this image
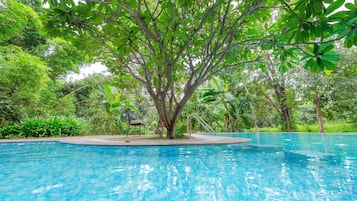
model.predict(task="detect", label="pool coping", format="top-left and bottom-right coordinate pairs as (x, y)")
top-left (0, 134), bottom-right (251, 146)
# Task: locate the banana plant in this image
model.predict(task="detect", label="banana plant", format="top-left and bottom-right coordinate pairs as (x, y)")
top-left (199, 77), bottom-right (253, 132)
top-left (103, 84), bottom-right (137, 117)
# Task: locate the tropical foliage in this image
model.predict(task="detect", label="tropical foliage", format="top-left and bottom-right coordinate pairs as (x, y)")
top-left (40, 0), bottom-right (357, 138)
top-left (0, 0), bottom-right (356, 139)
top-left (0, 117), bottom-right (83, 138)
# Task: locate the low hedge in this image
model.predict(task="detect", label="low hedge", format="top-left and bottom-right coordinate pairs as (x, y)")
top-left (0, 117), bottom-right (83, 139)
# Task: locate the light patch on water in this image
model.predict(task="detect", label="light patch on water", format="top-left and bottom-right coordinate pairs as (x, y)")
top-left (138, 179), bottom-right (153, 191)
top-left (184, 166), bottom-right (191, 173)
top-left (139, 164), bottom-right (154, 174)
top-left (111, 186), bottom-right (121, 195)
top-left (265, 187), bottom-right (281, 198)
top-left (112, 167), bottom-right (125, 172)
top-left (32, 184), bottom-right (63, 194)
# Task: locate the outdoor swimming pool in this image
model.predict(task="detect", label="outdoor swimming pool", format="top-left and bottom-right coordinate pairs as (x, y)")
top-left (0, 133), bottom-right (356, 200)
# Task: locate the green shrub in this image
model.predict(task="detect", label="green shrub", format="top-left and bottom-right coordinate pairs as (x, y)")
top-left (295, 122), bottom-right (357, 132)
top-left (324, 123), bottom-right (357, 132)
top-left (0, 117), bottom-right (83, 139)
top-left (247, 122), bottom-right (357, 133)
top-left (0, 124), bottom-right (22, 138)
top-left (296, 124), bottom-right (319, 132)
top-left (21, 118), bottom-right (47, 137)
top-left (47, 117), bottom-right (82, 136)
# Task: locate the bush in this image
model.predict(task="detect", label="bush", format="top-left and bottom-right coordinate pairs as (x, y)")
top-left (0, 117), bottom-right (83, 139)
top-left (21, 118), bottom-right (47, 137)
top-left (0, 124), bottom-right (22, 139)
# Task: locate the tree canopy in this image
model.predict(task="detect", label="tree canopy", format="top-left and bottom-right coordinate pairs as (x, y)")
top-left (42, 0), bottom-right (356, 138)
top-left (0, 0), bottom-right (41, 43)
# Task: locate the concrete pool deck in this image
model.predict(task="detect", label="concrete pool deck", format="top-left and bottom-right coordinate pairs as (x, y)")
top-left (0, 134), bottom-right (251, 146)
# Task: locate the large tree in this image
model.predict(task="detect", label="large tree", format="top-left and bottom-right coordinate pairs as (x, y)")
top-left (0, 46), bottom-right (49, 124)
top-left (255, 59), bottom-right (298, 132)
top-left (44, 0), bottom-right (356, 138)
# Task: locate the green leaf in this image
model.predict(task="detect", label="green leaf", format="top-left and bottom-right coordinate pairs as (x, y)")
top-left (319, 43), bottom-right (334, 53)
top-left (327, 11), bottom-right (348, 21)
top-left (143, 9), bottom-right (151, 18)
top-left (322, 53), bottom-right (340, 62)
top-left (260, 64), bottom-right (267, 72)
top-left (211, 77), bottom-right (221, 89)
top-left (103, 84), bottom-right (113, 100)
top-left (301, 54), bottom-right (311, 61)
top-left (261, 42), bottom-right (273, 50)
top-left (347, 16), bottom-right (357, 25)
top-left (345, 3), bottom-right (355, 10)
top-left (325, 0), bottom-right (345, 16)
top-left (311, 0), bottom-right (324, 15)
top-left (344, 36), bottom-right (353, 48)
top-left (305, 58), bottom-right (320, 72)
top-left (321, 59), bottom-right (336, 70)
top-left (279, 65), bottom-right (287, 73)
top-left (111, 102), bottom-right (121, 108)
top-left (113, 108), bottom-right (121, 115)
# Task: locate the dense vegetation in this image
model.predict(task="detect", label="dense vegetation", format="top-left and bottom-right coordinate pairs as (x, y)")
top-left (0, 117), bottom-right (82, 138)
top-left (0, 0), bottom-right (356, 139)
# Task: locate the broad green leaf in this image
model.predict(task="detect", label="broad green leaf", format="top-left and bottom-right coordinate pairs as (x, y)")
top-left (319, 43), bottom-right (334, 53)
top-left (327, 11), bottom-right (348, 21)
top-left (347, 16), bottom-right (357, 25)
top-left (325, 0), bottom-right (344, 16)
top-left (344, 34), bottom-right (354, 48)
top-left (322, 53), bottom-right (340, 62)
top-left (321, 59), bottom-right (336, 70)
top-left (103, 84), bottom-right (113, 100)
top-left (111, 102), bottom-right (121, 108)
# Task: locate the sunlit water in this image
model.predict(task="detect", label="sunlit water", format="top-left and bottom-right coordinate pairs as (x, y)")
top-left (0, 133), bottom-right (356, 201)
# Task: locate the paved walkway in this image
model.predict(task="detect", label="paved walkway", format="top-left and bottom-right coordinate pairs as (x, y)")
top-left (0, 134), bottom-right (251, 146)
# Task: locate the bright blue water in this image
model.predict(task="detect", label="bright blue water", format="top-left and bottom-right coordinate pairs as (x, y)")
top-left (0, 133), bottom-right (356, 201)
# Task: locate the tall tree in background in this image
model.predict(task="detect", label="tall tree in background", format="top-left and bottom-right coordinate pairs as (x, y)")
top-left (0, 0), bottom-right (41, 44)
top-left (0, 0), bottom-right (86, 125)
top-left (44, 0), bottom-right (356, 138)
top-left (258, 61), bottom-right (296, 132)
top-left (0, 46), bottom-right (49, 123)
top-left (298, 47), bottom-right (357, 132)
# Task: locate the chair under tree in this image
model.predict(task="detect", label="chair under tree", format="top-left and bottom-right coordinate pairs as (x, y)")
top-left (124, 108), bottom-right (145, 136)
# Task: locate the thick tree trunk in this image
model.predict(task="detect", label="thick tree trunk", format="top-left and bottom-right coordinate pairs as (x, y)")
top-left (151, 95), bottom-right (188, 139)
top-left (166, 124), bottom-right (175, 139)
top-left (314, 92), bottom-right (325, 133)
top-left (273, 84), bottom-right (293, 132)
top-left (281, 104), bottom-right (293, 132)
top-left (146, 78), bottom-right (197, 139)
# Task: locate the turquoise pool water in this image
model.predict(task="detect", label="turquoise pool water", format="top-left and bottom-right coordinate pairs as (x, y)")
top-left (0, 133), bottom-right (356, 200)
